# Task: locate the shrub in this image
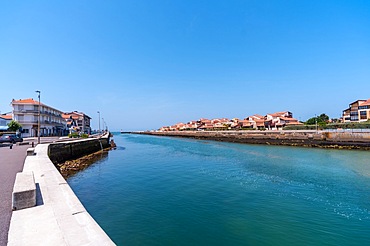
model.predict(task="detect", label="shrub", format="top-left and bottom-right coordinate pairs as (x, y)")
top-left (68, 132), bottom-right (79, 138)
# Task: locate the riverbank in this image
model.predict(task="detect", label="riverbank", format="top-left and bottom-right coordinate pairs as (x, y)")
top-left (137, 130), bottom-right (370, 150)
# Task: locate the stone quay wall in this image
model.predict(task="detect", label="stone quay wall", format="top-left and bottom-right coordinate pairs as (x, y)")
top-left (140, 130), bottom-right (370, 150)
top-left (48, 134), bottom-right (110, 164)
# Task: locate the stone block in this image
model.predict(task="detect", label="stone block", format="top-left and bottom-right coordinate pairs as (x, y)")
top-left (27, 148), bottom-right (35, 156)
top-left (12, 172), bottom-right (36, 210)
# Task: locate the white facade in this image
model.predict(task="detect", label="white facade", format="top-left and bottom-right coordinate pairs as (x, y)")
top-left (12, 99), bottom-right (67, 137)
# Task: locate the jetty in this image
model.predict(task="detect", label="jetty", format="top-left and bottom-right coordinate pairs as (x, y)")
top-left (139, 130), bottom-right (370, 150)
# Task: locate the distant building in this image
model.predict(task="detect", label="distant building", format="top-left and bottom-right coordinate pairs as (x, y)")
top-left (158, 111), bottom-right (302, 132)
top-left (244, 114), bottom-right (265, 129)
top-left (265, 111), bottom-right (302, 130)
top-left (11, 98), bottom-right (66, 137)
top-left (0, 114), bottom-right (12, 131)
top-left (62, 111), bottom-right (91, 134)
top-left (342, 99), bottom-right (370, 123)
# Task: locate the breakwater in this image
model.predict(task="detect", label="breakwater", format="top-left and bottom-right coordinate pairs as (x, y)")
top-left (139, 130), bottom-right (370, 150)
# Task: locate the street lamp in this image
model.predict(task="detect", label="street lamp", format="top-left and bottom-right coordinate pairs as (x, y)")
top-left (97, 111), bottom-right (101, 133)
top-left (35, 90), bottom-right (41, 144)
top-left (104, 119), bottom-right (108, 131)
top-left (315, 114), bottom-right (318, 132)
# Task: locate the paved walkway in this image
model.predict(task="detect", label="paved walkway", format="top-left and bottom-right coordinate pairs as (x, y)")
top-left (0, 144), bottom-right (29, 246)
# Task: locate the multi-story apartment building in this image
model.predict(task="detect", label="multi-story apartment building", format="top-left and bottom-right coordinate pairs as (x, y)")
top-left (62, 111), bottom-right (92, 134)
top-left (11, 98), bottom-right (66, 137)
top-left (342, 99), bottom-right (370, 123)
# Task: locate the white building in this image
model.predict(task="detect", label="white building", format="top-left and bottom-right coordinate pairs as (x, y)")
top-left (11, 98), bottom-right (66, 137)
top-left (62, 111), bottom-right (92, 134)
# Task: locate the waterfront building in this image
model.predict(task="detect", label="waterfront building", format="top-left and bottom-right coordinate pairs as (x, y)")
top-left (62, 111), bottom-right (92, 134)
top-left (244, 114), bottom-right (266, 129)
top-left (11, 98), bottom-right (66, 137)
top-left (157, 111), bottom-right (302, 132)
top-left (342, 99), bottom-right (370, 123)
top-left (265, 111), bottom-right (302, 130)
top-left (0, 113), bottom-right (12, 131)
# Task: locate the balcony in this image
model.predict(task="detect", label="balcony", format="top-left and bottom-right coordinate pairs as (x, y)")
top-left (14, 110), bottom-right (38, 114)
top-left (17, 120), bottom-right (39, 124)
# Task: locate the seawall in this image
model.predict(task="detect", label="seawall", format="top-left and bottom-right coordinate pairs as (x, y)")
top-left (139, 130), bottom-right (370, 150)
top-left (48, 134), bottom-right (110, 164)
top-left (8, 135), bottom-right (115, 245)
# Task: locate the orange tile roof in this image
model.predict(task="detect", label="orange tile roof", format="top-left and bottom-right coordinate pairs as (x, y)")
top-left (12, 98), bottom-right (45, 106)
top-left (280, 117), bottom-right (297, 121)
top-left (0, 114), bottom-right (12, 120)
top-left (285, 121), bottom-right (304, 125)
top-left (268, 111), bottom-right (290, 117)
top-left (360, 99), bottom-right (370, 106)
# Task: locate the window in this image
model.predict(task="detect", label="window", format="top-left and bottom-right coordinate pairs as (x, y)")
top-left (360, 111), bottom-right (368, 120)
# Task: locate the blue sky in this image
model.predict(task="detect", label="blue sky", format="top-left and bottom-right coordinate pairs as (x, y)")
top-left (1, 1), bottom-right (370, 131)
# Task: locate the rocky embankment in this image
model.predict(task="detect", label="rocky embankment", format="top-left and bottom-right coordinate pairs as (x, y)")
top-left (56, 149), bottom-right (110, 178)
top-left (138, 130), bottom-right (370, 150)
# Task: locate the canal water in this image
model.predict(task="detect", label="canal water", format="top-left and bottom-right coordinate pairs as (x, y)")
top-left (67, 134), bottom-right (370, 245)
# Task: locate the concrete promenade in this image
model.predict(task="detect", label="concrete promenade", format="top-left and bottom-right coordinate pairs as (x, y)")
top-left (0, 144), bottom-right (29, 246)
top-left (7, 142), bottom-right (115, 245)
top-left (0, 137), bottom-right (63, 246)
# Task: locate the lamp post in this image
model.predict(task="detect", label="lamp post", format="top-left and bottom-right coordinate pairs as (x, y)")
top-left (315, 114), bottom-right (318, 132)
top-left (35, 90), bottom-right (41, 144)
top-left (97, 111), bottom-right (101, 133)
top-left (102, 117), bottom-right (105, 132)
top-left (104, 119), bottom-right (108, 131)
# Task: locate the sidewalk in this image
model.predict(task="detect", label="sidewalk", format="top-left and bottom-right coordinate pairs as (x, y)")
top-left (0, 144), bottom-right (29, 246)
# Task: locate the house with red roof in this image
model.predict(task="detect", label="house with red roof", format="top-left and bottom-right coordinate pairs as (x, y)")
top-left (265, 111), bottom-right (302, 130)
top-left (244, 114), bottom-right (266, 129)
top-left (0, 113), bottom-right (12, 131)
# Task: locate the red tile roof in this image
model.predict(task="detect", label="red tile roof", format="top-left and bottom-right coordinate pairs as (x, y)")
top-left (0, 114), bottom-right (12, 120)
top-left (280, 117), bottom-right (297, 121)
top-left (360, 99), bottom-right (370, 106)
top-left (12, 98), bottom-right (45, 106)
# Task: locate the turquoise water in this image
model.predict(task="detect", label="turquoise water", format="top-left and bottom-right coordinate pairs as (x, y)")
top-left (68, 134), bottom-right (370, 245)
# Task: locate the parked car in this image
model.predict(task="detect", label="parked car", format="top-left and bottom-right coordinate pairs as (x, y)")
top-left (0, 134), bottom-right (23, 144)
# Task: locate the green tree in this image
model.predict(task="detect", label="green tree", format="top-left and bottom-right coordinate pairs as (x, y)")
top-left (318, 113), bottom-right (329, 122)
top-left (7, 120), bottom-right (22, 132)
top-left (305, 113), bottom-right (330, 125)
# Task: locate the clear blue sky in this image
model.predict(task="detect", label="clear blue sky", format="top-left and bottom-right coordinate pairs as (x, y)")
top-left (1, 1), bottom-right (370, 131)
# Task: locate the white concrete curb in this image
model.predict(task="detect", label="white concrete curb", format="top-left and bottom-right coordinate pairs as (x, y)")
top-left (8, 144), bottom-right (115, 246)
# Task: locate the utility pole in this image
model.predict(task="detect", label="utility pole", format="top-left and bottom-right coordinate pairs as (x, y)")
top-left (35, 90), bottom-right (41, 144)
top-left (97, 111), bottom-right (101, 133)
